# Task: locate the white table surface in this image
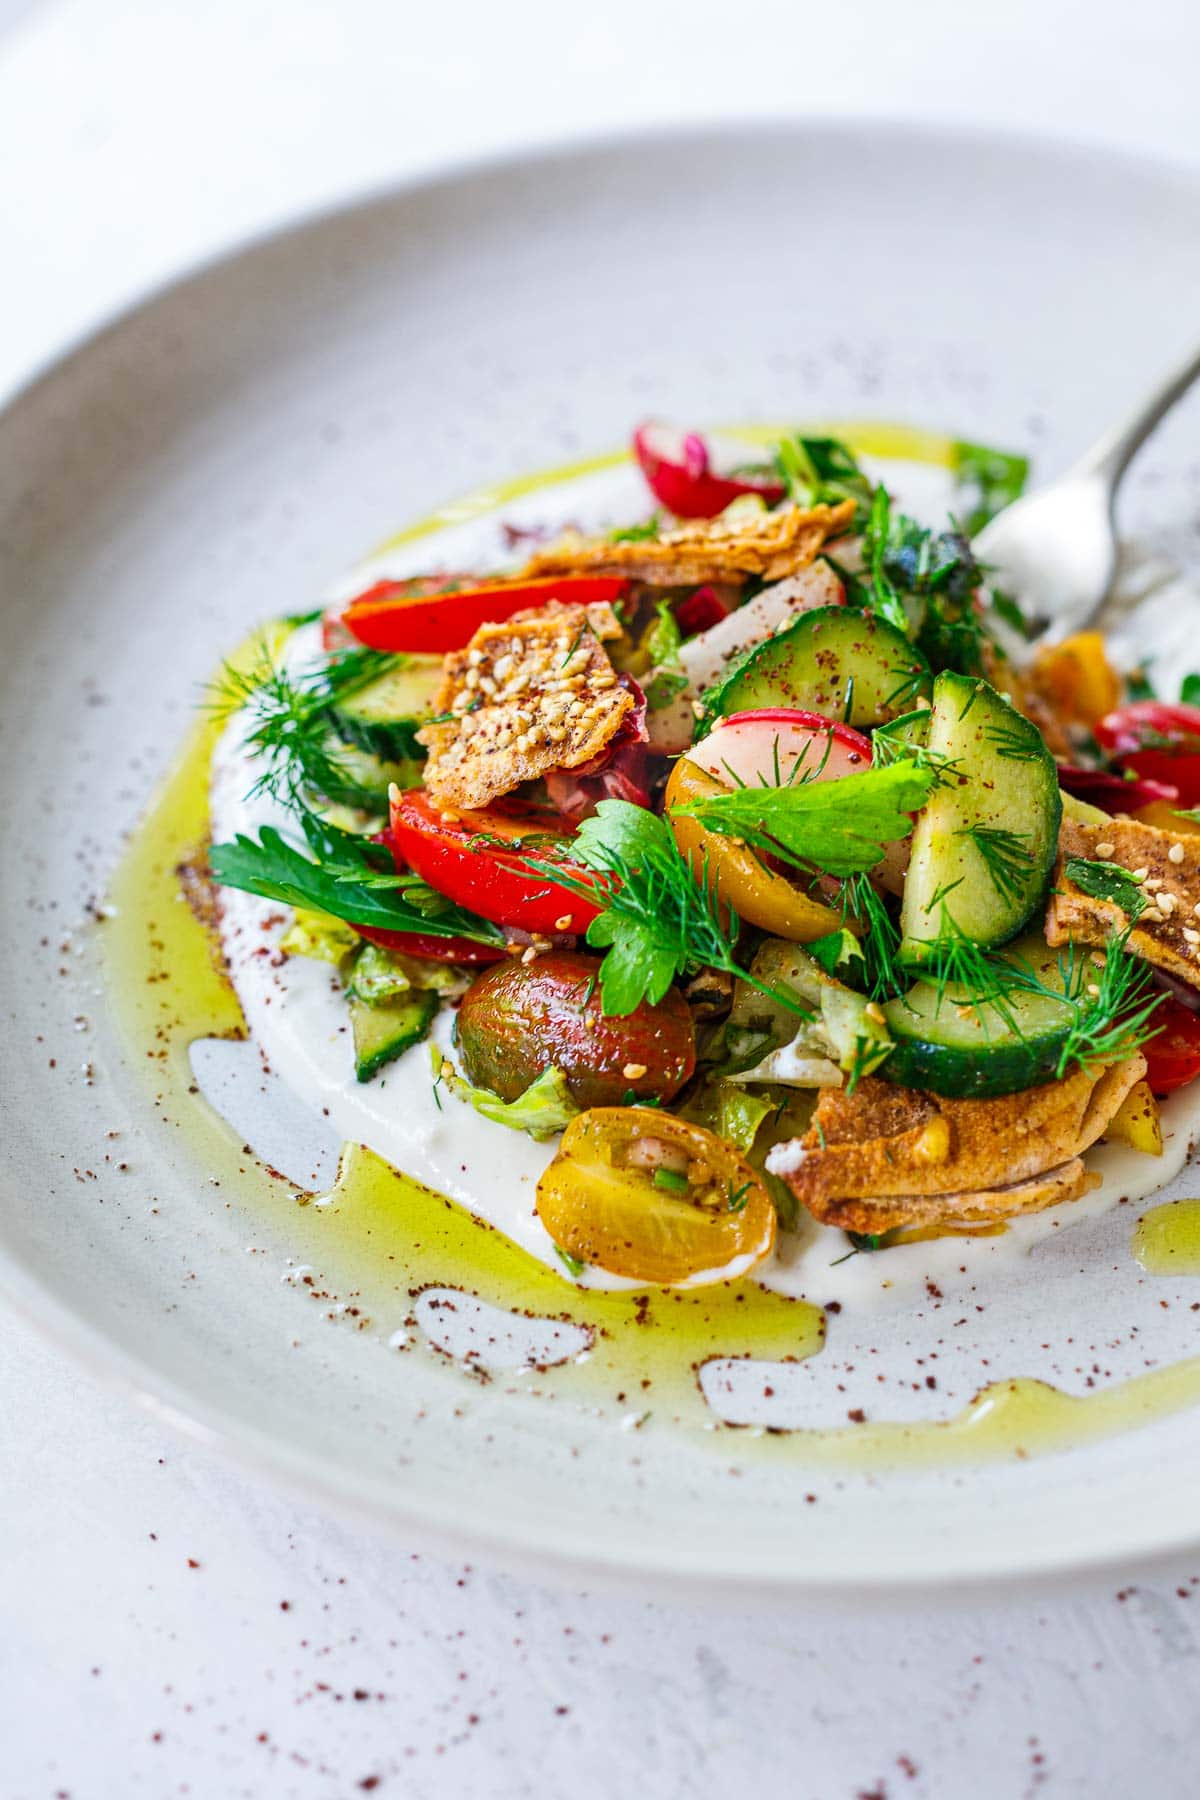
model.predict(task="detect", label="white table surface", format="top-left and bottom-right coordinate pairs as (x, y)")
top-left (6, 2), bottom-right (1200, 1795)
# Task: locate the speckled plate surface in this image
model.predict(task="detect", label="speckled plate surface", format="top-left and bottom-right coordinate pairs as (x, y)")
top-left (5, 123), bottom-right (1200, 1600)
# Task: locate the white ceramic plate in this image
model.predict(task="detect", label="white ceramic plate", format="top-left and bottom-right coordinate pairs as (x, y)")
top-left (5, 123), bottom-right (1200, 1601)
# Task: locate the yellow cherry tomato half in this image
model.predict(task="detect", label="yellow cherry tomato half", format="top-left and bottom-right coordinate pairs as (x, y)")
top-left (664, 756), bottom-right (843, 942)
top-left (536, 1108), bottom-right (776, 1287)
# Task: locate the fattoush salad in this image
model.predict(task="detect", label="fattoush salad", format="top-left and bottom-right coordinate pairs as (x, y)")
top-left (208, 422), bottom-right (1200, 1287)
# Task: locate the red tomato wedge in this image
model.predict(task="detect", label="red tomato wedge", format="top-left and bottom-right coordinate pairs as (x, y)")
top-left (388, 790), bottom-right (606, 935)
top-left (633, 422), bottom-right (786, 519)
top-left (685, 708), bottom-right (872, 790)
top-left (339, 575), bottom-right (629, 653)
top-left (352, 924), bottom-right (506, 965)
top-left (1094, 701), bottom-right (1200, 808)
top-left (1142, 995), bottom-right (1200, 1095)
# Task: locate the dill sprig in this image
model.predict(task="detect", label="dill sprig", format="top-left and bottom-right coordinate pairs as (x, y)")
top-left (522, 800), bottom-right (812, 1020)
top-left (839, 873), bottom-right (906, 1002)
top-left (984, 720), bottom-right (1044, 763)
top-left (959, 825), bottom-right (1035, 908)
top-left (1002, 932), bottom-right (1162, 1078)
top-left (871, 716), bottom-right (963, 790)
top-left (209, 641), bottom-right (402, 813)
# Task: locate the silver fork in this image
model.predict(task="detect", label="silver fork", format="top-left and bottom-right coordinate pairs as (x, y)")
top-left (975, 339), bottom-right (1200, 649)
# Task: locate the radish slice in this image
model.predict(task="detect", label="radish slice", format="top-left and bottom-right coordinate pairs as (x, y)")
top-left (633, 421), bottom-right (786, 519)
top-left (685, 709), bottom-right (871, 790)
top-left (646, 562), bottom-right (847, 755)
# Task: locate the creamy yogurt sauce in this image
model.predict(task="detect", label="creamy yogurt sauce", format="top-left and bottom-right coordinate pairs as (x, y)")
top-left (209, 453), bottom-right (1200, 1312)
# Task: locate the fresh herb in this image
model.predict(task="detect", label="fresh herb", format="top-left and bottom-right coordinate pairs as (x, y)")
top-left (522, 801), bottom-right (810, 1019)
top-left (210, 642), bottom-right (404, 813)
top-left (990, 590), bottom-right (1033, 641)
top-left (952, 439), bottom-right (1029, 536)
top-left (985, 720), bottom-right (1045, 762)
top-left (839, 873), bottom-right (905, 1002)
top-left (208, 818), bottom-right (504, 944)
top-left (959, 825), bottom-right (1035, 907)
top-left (807, 926), bottom-right (865, 979)
top-left (863, 488), bottom-right (989, 675)
top-left (1003, 932), bottom-right (1162, 1078)
top-left (652, 1168), bottom-right (691, 1194)
top-left (673, 760), bottom-right (935, 880)
top-left (559, 620), bottom-right (589, 668)
top-left (725, 1178), bottom-right (753, 1213)
top-left (609, 514), bottom-right (662, 544)
top-left (1182, 673), bottom-right (1200, 707)
top-left (1125, 664), bottom-right (1157, 701)
top-left (862, 488), bottom-right (912, 636)
top-left (1064, 856), bottom-right (1147, 921)
top-left (554, 1244), bottom-right (587, 1278)
top-left (871, 716), bottom-right (962, 789)
top-left (643, 600), bottom-right (690, 710)
top-left (1174, 808), bottom-right (1200, 827)
top-left (830, 1229), bottom-right (884, 1266)
top-left (773, 433), bottom-right (873, 522)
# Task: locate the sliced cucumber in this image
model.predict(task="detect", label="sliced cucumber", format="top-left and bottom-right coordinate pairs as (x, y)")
top-left (327, 657), bottom-right (443, 762)
top-left (899, 671), bottom-right (1060, 961)
top-left (350, 990), bottom-right (438, 1082)
top-left (871, 707), bottom-right (930, 760)
top-left (317, 739), bottom-right (423, 811)
top-left (882, 932), bottom-right (1076, 1098)
top-left (697, 606), bottom-right (930, 735)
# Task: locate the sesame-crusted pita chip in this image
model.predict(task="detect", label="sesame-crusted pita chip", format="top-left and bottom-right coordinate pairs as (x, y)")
top-left (417, 606), bottom-right (634, 811)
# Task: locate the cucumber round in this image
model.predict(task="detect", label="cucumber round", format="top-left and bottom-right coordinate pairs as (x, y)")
top-left (697, 606), bottom-right (931, 735)
top-left (883, 981), bottom-right (1074, 1098)
top-left (899, 671), bottom-right (1060, 962)
top-left (327, 657), bottom-right (443, 762)
top-left (882, 933), bottom-right (1077, 1099)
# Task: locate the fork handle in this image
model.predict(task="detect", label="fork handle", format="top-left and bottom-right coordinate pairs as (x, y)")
top-left (1074, 337), bottom-right (1200, 490)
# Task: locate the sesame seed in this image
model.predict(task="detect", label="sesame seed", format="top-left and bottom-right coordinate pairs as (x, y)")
top-left (622, 1062), bottom-right (648, 1080)
top-left (1086, 982), bottom-right (1101, 998)
top-left (1143, 877), bottom-right (1163, 892)
top-left (1170, 841), bottom-right (1187, 864)
top-left (1141, 907), bottom-right (1165, 924)
top-left (520, 945), bottom-right (539, 965)
top-left (1095, 841), bottom-right (1115, 858)
top-left (440, 809), bottom-right (460, 824)
top-left (1185, 928), bottom-right (1200, 946)
top-left (1132, 866), bottom-right (1150, 881)
top-left (1159, 892), bottom-right (1177, 914)
top-left (864, 1002), bottom-right (886, 1025)
top-left (554, 914), bottom-right (574, 932)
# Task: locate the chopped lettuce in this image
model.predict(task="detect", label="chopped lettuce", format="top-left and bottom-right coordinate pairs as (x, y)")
top-left (435, 1052), bottom-right (579, 1141)
top-left (278, 907), bottom-right (359, 965)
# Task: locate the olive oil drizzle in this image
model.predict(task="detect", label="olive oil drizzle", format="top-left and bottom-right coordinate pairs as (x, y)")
top-left (1132, 1199), bottom-right (1200, 1276)
top-left (100, 434), bottom-right (1200, 1465)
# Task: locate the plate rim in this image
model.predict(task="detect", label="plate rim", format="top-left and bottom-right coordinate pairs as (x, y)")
top-left (7, 115), bottom-right (1200, 1602)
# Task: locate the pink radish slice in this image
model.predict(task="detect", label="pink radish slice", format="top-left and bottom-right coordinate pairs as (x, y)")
top-left (685, 709), bottom-right (871, 790)
top-left (633, 422), bottom-right (786, 519)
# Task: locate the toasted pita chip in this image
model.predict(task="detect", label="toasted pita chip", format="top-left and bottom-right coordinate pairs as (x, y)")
top-left (520, 499), bottom-right (856, 588)
top-left (770, 1055), bottom-right (1146, 1230)
top-left (1047, 816), bottom-right (1200, 991)
top-left (814, 1158), bottom-right (1100, 1236)
top-left (417, 605), bottom-right (633, 811)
